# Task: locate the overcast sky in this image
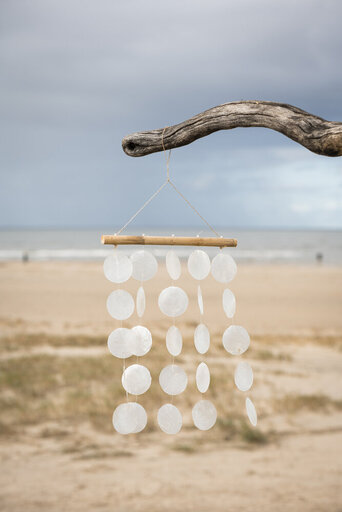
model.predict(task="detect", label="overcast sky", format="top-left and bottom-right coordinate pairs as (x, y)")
top-left (0, 0), bottom-right (341, 230)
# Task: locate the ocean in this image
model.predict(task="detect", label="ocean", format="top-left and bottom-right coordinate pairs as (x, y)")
top-left (0, 228), bottom-right (341, 264)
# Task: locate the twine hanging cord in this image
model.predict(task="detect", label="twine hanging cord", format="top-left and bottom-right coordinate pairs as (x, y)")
top-left (116, 127), bottom-right (220, 237)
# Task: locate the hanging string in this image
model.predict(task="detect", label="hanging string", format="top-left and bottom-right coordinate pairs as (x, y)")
top-left (116, 126), bottom-right (221, 237)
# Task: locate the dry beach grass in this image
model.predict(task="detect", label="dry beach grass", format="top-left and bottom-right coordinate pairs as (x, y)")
top-left (0, 261), bottom-right (342, 511)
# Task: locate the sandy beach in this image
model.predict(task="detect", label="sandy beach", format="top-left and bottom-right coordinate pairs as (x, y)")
top-left (1, 261), bottom-right (342, 511)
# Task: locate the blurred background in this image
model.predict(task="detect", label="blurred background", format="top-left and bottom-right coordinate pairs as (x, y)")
top-left (0, 1), bottom-right (342, 511)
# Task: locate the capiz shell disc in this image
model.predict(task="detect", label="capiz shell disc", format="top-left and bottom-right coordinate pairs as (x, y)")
top-left (113, 402), bottom-right (147, 434)
top-left (159, 364), bottom-right (188, 395)
top-left (246, 397), bottom-right (257, 427)
top-left (136, 286), bottom-right (146, 318)
top-left (196, 362), bottom-right (210, 393)
top-left (166, 325), bottom-right (183, 357)
top-left (103, 252), bottom-right (133, 283)
top-left (157, 404), bottom-right (182, 434)
top-left (158, 286), bottom-right (189, 317)
top-left (188, 250), bottom-right (211, 280)
top-left (107, 328), bottom-right (134, 359)
top-left (122, 364), bottom-right (151, 395)
top-left (222, 288), bottom-right (236, 318)
top-left (197, 285), bottom-right (204, 315)
top-left (106, 289), bottom-right (135, 320)
top-left (192, 400), bottom-right (217, 431)
top-left (166, 250), bottom-right (181, 280)
top-left (222, 325), bottom-right (250, 355)
top-left (130, 325), bottom-right (152, 357)
top-left (131, 250), bottom-right (158, 281)
top-left (194, 324), bottom-right (210, 354)
top-left (234, 361), bottom-right (253, 391)
top-left (211, 253), bottom-right (237, 283)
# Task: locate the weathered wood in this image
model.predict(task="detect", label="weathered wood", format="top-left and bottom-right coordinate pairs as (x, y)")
top-left (122, 100), bottom-right (342, 157)
top-left (101, 235), bottom-right (237, 247)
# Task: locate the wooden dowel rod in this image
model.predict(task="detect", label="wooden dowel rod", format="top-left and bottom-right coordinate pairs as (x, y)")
top-left (101, 235), bottom-right (237, 247)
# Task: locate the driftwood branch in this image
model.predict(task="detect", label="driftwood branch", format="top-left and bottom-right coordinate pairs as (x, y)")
top-left (122, 100), bottom-right (342, 158)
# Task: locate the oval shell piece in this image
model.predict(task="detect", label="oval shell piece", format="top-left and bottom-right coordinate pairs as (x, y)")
top-left (107, 328), bottom-right (134, 359)
top-left (234, 362), bottom-right (253, 392)
top-left (158, 286), bottom-right (188, 317)
top-left (166, 325), bottom-right (183, 357)
top-left (222, 325), bottom-right (250, 355)
top-left (192, 400), bottom-right (217, 431)
top-left (197, 285), bottom-right (204, 315)
top-left (159, 364), bottom-right (188, 395)
top-left (211, 253), bottom-right (237, 283)
top-left (157, 403), bottom-right (182, 434)
top-left (122, 364), bottom-right (151, 395)
top-left (106, 289), bottom-right (134, 320)
top-left (103, 252), bottom-right (133, 283)
top-left (196, 362), bottom-right (210, 393)
top-left (130, 326), bottom-right (152, 357)
top-left (246, 397), bottom-right (257, 427)
top-left (112, 402), bottom-right (147, 434)
top-left (194, 324), bottom-right (210, 354)
top-left (187, 250), bottom-right (211, 280)
top-left (166, 250), bottom-right (181, 280)
top-left (136, 286), bottom-right (146, 318)
top-left (222, 288), bottom-right (236, 318)
top-left (131, 250), bottom-right (158, 281)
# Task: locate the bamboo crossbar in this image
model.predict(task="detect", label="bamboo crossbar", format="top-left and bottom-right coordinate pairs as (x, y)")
top-left (101, 235), bottom-right (237, 248)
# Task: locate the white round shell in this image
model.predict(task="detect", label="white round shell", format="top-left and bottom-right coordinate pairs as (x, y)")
top-left (166, 325), bottom-right (183, 357)
top-left (112, 402), bottom-right (147, 434)
top-left (159, 364), bottom-right (188, 395)
top-left (192, 400), bottom-right (217, 431)
top-left (194, 324), bottom-right (210, 354)
top-left (157, 404), bottom-right (182, 434)
top-left (187, 250), bottom-right (211, 280)
top-left (222, 288), bottom-right (236, 318)
top-left (197, 285), bottom-right (204, 315)
top-left (136, 286), bottom-right (146, 318)
top-left (196, 362), bottom-right (210, 393)
top-left (103, 252), bottom-right (133, 283)
top-left (246, 397), bottom-right (257, 427)
top-left (107, 328), bottom-right (134, 359)
top-left (234, 361), bottom-right (253, 391)
top-left (166, 250), bottom-right (181, 280)
top-left (106, 289), bottom-right (135, 320)
top-left (130, 326), bottom-right (152, 357)
top-left (222, 325), bottom-right (250, 355)
top-left (158, 286), bottom-right (189, 317)
top-left (122, 364), bottom-right (151, 395)
top-left (211, 252), bottom-right (237, 283)
top-left (130, 250), bottom-right (158, 281)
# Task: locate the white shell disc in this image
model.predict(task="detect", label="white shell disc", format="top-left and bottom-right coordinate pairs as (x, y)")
top-left (107, 328), bottom-right (134, 359)
top-left (196, 362), bottom-right (210, 393)
top-left (166, 325), bottom-right (182, 357)
top-left (197, 285), bottom-right (204, 315)
top-left (158, 286), bottom-right (188, 317)
top-left (222, 325), bottom-right (250, 355)
top-left (222, 288), bottom-right (236, 318)
top-left (194, 324), bottom-right (210, 354)
top-left (159, 364), bottom-right (188, 395)
top-left (136, 286), bottom-right (146, 318)
top-left (130, 325), bottom-right (152, 357)
top-left (192, 400), bottom-right (217, 431)
top-left (187, 250), bottom-right (211, 280)
top-left (211, 253), bottom-right (237, 283)
top-left (234, 362), bottom-right (253, 392)
top-left (113, 402), bottom-right (147, 434)
top-left (246, 397), bottom-right (257, 427)
top-left (122, 364), bottom-right (151, 395)
top-left (103, 252), bottom-right (133, 283)
top-left (166, 250), bottom-right (181, 280)
top-left (157, 404), bottom-right (182, 434)
top-left (131, 250), bottom-right (158, 282)
top-left (106, 289), bottom-right (134, 320)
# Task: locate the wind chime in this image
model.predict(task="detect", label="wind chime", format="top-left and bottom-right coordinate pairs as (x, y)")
top-left (101, 136), bottom-right (257, 435)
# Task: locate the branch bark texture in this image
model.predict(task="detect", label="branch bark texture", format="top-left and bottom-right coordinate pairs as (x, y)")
top-left (122, 101), bottom-right (342, 158)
